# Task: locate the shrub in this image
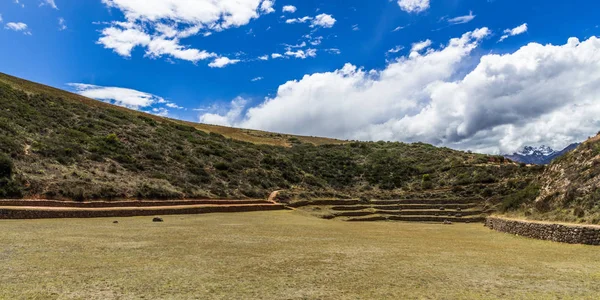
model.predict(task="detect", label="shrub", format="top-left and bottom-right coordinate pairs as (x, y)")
top-left (0, 153), bottom-right (13, 178)
top-left (499, 184), bottom-right (540, 212)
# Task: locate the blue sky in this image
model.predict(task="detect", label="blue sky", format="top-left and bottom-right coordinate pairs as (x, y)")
top-left (1, 0), bottom-right (600, 154)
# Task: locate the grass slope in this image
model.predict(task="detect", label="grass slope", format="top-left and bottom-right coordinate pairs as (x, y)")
top-left (0, 72), bottom-right (540, 202)
top-left (504, 133), bottom-right (600, 224)
top-left (0, 73), bottom-right (343, 147)
top-left (1, 211), bottom-right (599, 299)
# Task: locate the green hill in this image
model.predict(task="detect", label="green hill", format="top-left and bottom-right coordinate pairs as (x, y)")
top-left (0, 72), bottom-right (540, 203)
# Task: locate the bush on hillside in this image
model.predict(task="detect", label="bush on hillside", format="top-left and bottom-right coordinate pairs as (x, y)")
top-left (499, 184), bottom-right (540, 212)
top-left (0, 153), bottom-right (13, 178)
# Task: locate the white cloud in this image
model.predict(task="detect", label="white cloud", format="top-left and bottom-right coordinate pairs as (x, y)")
top-left (147, 37), bottom-right (216, 62)
top-left (387, 45), bottom-right (404, 54)
top-left (258, 55), bottom-right (269, 60)
top-left (98, 0), bottom-right (275, 65)
top-left (326, 48), bottom-right (341, 55)
top-left (208, 56), bottom-right (241, 68)
top-left (97, 23), bottom-right (152, 57)
top-left (286, 16), bottom-right (312, 24)
top-left (285, 49), bottom-right (317, 59)
top-left (5, 22), bottom-right (31, 35)
top-left (392, 25), bottom-right (407, 32)
top-left (284, 41), bottom-right (306, 49)
top-left (352, 24), bottom-right (360, 31)
top-left (200, 29), bottom-right (600, 153)
top-left (311, 13), bottom-right (336, 28)
top-left (260, 0), bottom-right (275, 14)
top-left (166, 102), bottom-right (184, 109)
top-left (150, 107), bottom-right (169, 117)
top-left (307, 35), bottom-right (323, 46)
top-left (286, 13), bottom-right (335, 28)
top-left (251, 77), bottom-right (264, 81)
top-left (98, 22), bottom-right (216, 63)
top-left (410, 39), bottom-right (432, 53)
top-left (40, 0), bottom-right (57, 9)
top-left (499, 23), bottom-right (528, 42)
top-left (0, 14), bottom-right (3, 23)
top-left (448, 11), bottom-right (475, 25)
top-left (282, 5), bottom-right (297, 13)
top-left (58, 18), bottom-right (67, 31)
top-left (397, 0), bottom-right (429, 13)
top-left (271, 53), bottom-right (284, 59)
top-left (101, 0), bottom-right (272, 28)
top-left (68, 83), bottom-right (166, 109)
top-left (200, 97), bottom-right (247, 126)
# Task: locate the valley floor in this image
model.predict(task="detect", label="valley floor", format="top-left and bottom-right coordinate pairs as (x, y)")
top-left (1, 211), bottom-right (599, 299)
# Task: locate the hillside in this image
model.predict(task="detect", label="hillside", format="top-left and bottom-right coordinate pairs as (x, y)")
top-left (0, 72), bottom-right (540, 204)
top-left (0, 73), bottom-right (343, 147)
top-left (514, 134), bottom-right (600, 224)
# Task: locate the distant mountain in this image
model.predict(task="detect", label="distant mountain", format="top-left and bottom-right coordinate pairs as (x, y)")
top-left (504, 143), bottom-right (580, 165)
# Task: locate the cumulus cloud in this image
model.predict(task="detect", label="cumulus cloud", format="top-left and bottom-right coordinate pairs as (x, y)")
top-left (5, 22), bottom-right (31, 35)
top-left (282, 5), bottom-right (297, 13)
top-left (200, 97), bottom-right (247, 126)
top-left (97, 0), bottom-right (274, 66)
top-left (447, 11), bottom-right (475, 25)
top-left (208, 57), bottom-right (241, 68)
top-left (199, 29), bottom-right (600, 154)
top-left (271, 53), bottom-right (284, 59)
top-left (97, 23), bottom-right (152, 57)
top-left (260, 0), bottom-right (275, 14)
top-left (311, 13), bottom-right (336, 28)
top-left (397, 0), bottom-right (429, 13)
top-left (499, 23), bottom-right (528, 42)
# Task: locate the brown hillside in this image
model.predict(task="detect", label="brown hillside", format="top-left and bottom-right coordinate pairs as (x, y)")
top-left (529, 133), bottom-right (600, 223)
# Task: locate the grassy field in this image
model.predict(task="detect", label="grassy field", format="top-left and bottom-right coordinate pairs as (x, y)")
top-left (1, 211), bottom-right (599, 299)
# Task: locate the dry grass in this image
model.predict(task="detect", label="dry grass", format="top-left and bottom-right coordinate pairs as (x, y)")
top-left (1, 211), bottom-right (599, 299)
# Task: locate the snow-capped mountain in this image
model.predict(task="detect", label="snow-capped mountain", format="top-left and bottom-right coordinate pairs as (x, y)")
top-left (516, 145), bottom-right (556, 157)
top-left (504, 144), bottom-right (580, 165)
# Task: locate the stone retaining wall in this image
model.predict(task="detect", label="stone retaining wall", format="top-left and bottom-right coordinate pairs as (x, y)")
top-left (485, 217), bottom-right (600, 245)
top-left (0, 199), bottom-right (266, 208)
top-left (0, 204), bottom-right (285, 219)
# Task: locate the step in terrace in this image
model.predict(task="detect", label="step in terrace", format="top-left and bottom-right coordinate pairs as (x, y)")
top-left (0, 199), bottom-right (286, 219)
top-left (291, 197), bottom-right (490, 223)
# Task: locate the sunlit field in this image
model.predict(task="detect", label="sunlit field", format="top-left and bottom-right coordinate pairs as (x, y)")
top-left (1, 211), bottom-right (599, 299)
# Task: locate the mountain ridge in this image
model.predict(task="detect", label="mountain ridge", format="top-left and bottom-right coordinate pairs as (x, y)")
top-left (504, 143), bottom-right (580, 165)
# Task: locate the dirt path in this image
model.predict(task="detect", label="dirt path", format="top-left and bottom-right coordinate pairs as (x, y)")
top-left (267, 190), bottom-right (282, 203)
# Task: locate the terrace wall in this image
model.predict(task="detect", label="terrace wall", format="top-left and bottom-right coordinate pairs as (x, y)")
top-left (485, 216), bottom-right (600, 245)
